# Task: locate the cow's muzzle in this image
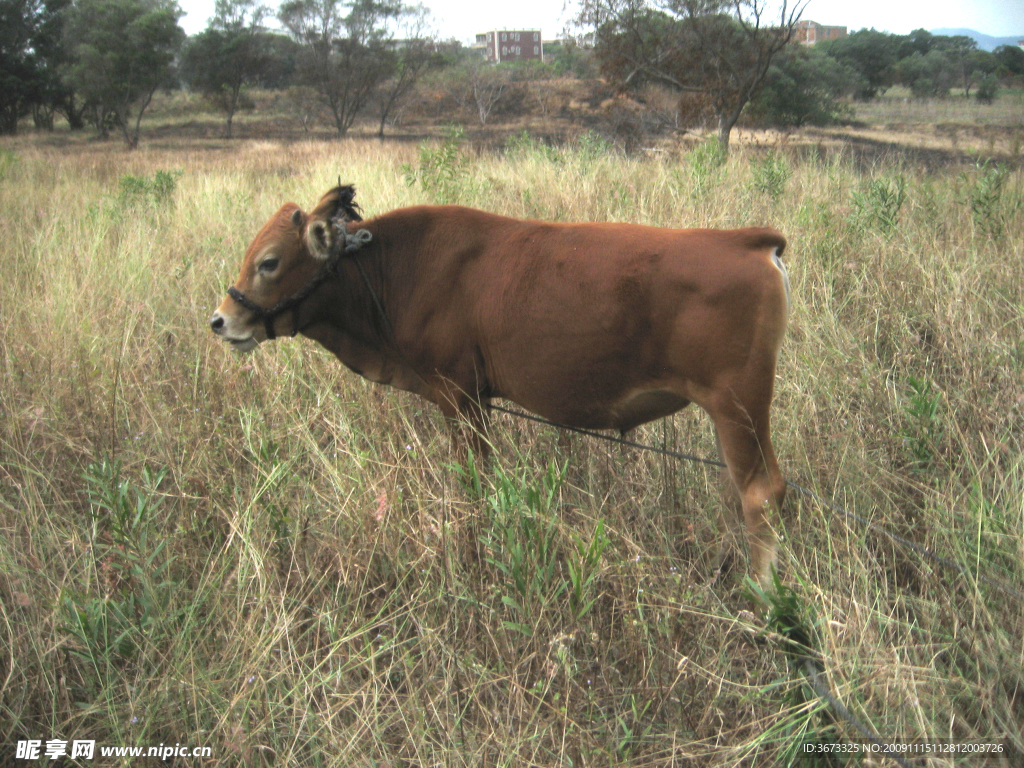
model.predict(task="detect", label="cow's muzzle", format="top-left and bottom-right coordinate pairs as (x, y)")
top-left (209, 309), bottom-right (260, 352)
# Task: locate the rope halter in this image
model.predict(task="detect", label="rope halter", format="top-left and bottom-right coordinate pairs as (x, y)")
top-left (226, 224), bottom-right (373, 341)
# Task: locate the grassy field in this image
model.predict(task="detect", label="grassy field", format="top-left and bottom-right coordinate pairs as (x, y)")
top-left (852, 86), bottom-right (1024, 129)
top-left (1, 126), bottom-right (1023, 767)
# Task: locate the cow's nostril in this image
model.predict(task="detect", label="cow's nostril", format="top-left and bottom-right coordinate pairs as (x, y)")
top-left (210, 315), bottom-right (225, 333)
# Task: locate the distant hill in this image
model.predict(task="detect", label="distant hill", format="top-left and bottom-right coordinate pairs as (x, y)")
top-left (929, 28), bottom-right (1023, 52)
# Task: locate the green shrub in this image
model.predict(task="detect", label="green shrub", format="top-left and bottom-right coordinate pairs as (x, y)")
top-left (750, 150), bottom-right (792, 201)
top-left (962, 160), bottom-right (1014, 240)
top-left (116, 169), bottom-right (182, 207)
top-left (975, 74), bottom-right (999, 104)
top-left (402, 124), bottom-right (471, 205)
top-left (851, 173), bottom-right (907, 235)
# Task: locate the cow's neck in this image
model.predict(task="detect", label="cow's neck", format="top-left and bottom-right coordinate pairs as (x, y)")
top-left (299, 237), bottom-right (430, 398)
top-left (301, 323), bottom-right (429, 396)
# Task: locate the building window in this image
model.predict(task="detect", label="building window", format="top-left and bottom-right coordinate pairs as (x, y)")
top-left (534, 46), bottom-right (539, 54)
top-left (501, 33), bottom-right (506, 41)
top-left (534, 32), bottom-right (539, 41)
top-left (502, 46), bottom-right (507, 55)
top-left (515, 46), bottom-right (521, 54)
top-left (515, 33), bottom-right (520, 41)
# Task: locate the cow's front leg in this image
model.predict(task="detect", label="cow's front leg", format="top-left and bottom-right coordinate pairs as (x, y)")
top-left (435, 385), bottom-right (492, 462)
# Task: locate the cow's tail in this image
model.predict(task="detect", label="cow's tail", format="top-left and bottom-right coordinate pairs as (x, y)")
top-left (744, 229), bottom-right (787, 258)
top-left (772, 246), bottom-right (790, 313)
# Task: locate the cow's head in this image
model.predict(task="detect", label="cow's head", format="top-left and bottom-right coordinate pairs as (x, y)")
top-left (210, 185), bottom-right (362, 350)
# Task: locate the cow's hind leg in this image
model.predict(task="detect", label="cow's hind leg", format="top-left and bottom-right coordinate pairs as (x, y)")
top-left (710, 431), bottom-right (745, 582)
top-left (707, 398), bottom-right (786, 587)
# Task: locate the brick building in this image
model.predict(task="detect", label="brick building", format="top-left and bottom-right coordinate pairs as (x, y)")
top-left (794, 20), bottom-right (847, 45)
top-left (475, 30), bottom-right (544, 63)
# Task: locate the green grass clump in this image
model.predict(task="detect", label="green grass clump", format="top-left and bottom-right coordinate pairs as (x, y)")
top-left (1, 132), bottom-right (1022, 766)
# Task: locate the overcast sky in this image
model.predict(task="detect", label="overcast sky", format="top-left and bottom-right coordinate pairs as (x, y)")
top-left (176, 0), bottom-right (1024, 42)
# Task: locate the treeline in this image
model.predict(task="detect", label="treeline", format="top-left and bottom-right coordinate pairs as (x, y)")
top-left (746, 29), bottom-right (1024, 129)
top-left (1, 0), bottom-right (183, 143)
top-left (578, 0), bottom-right (1024, 151)
top-left (4, 0), bottom-right (1024, 146)
top-left (0, 0), bottom-right (598, 144)
top-left (0, 0), bottom-right (434, 142)
top-left (583, 0), bottom-right (1024, 143)
top-left (819, 28), bottom-right (1023, 102)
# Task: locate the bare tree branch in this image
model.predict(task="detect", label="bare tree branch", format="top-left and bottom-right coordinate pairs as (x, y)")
top-left (577, 0), bottom-right (805, 150)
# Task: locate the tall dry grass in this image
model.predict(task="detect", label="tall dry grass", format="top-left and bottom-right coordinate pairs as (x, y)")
top-left (1, 130), bottom-right (1022, 766)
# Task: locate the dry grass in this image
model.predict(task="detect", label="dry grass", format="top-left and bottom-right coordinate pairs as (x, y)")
top-left (852, 87), bottom-right (1024, 130)
top-left (822, 89), bottom-right (1024, 165)
top-left (1, 128), bottom-right (1023, 766)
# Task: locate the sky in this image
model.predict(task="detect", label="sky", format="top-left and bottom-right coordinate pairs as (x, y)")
top-left (175, 0), bottom-right (1024, 42)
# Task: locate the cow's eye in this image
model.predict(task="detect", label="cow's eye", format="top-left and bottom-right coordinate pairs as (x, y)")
top-left (259, 257), bottom-right (279, 273)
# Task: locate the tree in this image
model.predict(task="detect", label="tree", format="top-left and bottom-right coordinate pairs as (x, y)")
top-left (0, 0), bottom-right (91, 134)
top-left (279, 0), bottom-right (402, 136)
top-left (819, 28), bottom-right (900, 100)
top-left (932, 35), bottom-right (996, 97)
top-left (0, 0), bottom-right (39, 133)
top-left (958, 49), bottom-right (997, 98)
top-left (23, 0), bottom-right (92, 131)
top-left (897, 49), bottom-right (954, 98)
top-left (899, 28), bottom-right (934, 58)
top-left (181, 0), bottom-right (274, 137)
top-left (64, 0), bottom-right (184, 147)
top-left (993, 45), bottom-right (1024, 78)
top-left (578, 0), bottom-right (805, 152)
top-left (745, 43), bottom-right (859, 128)
top-left (0, 0), bottom-right (56, 133)
top-left (369, 3), bottom-right (436, 136)
top-left (464, 59), bottom-right (512, 124)
top-left (27, 0), bottom-right (72, 129)
top-left (255, 32), bottom-right (299, 88)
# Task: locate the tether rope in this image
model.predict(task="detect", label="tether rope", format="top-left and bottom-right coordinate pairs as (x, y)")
top-left (490, 402), bottom-right (1024, 766)
top-left (489, 403), bottom-right (1024, 604)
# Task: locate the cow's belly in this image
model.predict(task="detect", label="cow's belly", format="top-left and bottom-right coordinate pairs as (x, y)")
top-left (481, 302), bottom-right (711, 431)
top-left (499, 373), bottom-right (692, 433)
top-left (608, 388), bottom-right (691, 432)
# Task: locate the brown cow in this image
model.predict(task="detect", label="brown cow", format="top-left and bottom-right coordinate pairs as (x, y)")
top-left (211, 185), bottom-right (790, 583)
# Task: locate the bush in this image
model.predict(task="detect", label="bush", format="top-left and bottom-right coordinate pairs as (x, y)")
top-left (745, 46), bottom-right (858, 128)
top-left (116, 169), bottom-right (181, 207)
top-left (851, 173), bottom-right (907, 235)
top-left (975, 74), bottom-right (999, 104)
top-left (402, 124), bottom-right (471, 204)
top-left (750, 150), bottom-right (792, 201)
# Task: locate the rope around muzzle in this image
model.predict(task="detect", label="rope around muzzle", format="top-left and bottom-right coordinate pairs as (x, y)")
top-left (226, 226), bottom-right (373, 340)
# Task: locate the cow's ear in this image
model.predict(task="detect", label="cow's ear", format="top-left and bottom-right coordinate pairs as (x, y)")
top-left (311, 184), bottom-right (362, 224)
top-left (290, 207), bottom-right (304, 228)
top-left (305, 219), bottom-right (334, 261)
